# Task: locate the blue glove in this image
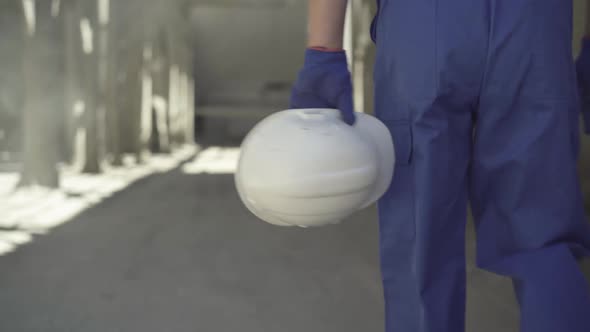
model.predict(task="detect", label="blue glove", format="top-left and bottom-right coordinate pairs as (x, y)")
top-left (290, 48), bottom-right (356, 125)
top-left (575, 38), bottom-right (590, 134)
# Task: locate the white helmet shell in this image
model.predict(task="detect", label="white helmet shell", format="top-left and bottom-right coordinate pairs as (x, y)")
top-left (235, 109), bottom-right (395, 227)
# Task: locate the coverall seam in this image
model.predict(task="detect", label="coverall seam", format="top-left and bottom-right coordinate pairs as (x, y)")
top-left (480, 96), bottom-right (576, 103)
top-left (433, 0), bottom-right (439, 95)
top-left (408, 109), bottom-right (421, 328)
top-left (476, 0), bottom-right (493, 108)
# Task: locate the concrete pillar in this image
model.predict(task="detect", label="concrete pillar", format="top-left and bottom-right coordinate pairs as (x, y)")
top-left (346, 0), bottom-right (377, 115)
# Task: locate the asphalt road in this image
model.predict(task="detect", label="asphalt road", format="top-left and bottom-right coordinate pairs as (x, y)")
top-left (0, 153), bottom-right (588, 332)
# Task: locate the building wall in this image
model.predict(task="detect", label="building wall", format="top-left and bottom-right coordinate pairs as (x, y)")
top-left (189, 1), bottom-right (306, 106)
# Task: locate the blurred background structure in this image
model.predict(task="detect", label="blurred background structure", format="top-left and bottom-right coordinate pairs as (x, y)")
top-left (0, 1), bottom-right (589, 332)
top-left (1, 0), bottom-right (197, 181)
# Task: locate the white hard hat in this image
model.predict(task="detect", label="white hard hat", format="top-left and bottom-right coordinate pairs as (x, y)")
top-left (235, 108), bottom-right (395, 227)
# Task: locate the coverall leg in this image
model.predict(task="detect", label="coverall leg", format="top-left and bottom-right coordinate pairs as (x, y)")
top-left (372, 1), bottom-right (590, 331)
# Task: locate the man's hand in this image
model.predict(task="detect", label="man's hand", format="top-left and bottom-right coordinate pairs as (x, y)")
top-left (290, 48), bottom-right (355, 125)
top-left (290, 1), bottom-right (354, 125)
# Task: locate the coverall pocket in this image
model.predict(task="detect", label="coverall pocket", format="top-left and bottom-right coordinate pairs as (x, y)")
top-left (377, 119), bottom-right (416, 243)
top-left (370, 15), bottom-right (378, 44)
top-left (370, 0), bottom-right (380, 43)
top-left (380, 120), bottom-right (413, 167)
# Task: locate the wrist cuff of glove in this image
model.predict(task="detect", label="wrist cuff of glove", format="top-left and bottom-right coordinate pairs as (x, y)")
top-left (304, 48), bottom-right (347, 65)
top-left (308, 46), bottom-right (345, 52)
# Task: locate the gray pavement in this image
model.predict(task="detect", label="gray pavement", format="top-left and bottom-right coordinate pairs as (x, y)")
top-left (0, 153), bottom-right (588, 332)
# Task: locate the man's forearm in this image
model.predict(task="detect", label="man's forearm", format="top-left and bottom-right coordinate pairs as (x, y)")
top-left (307, 0), bottom-right (348, 49)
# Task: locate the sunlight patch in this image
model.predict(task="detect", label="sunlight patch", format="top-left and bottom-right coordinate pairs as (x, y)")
top-left (182, 147), bottom-right (240, 175)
